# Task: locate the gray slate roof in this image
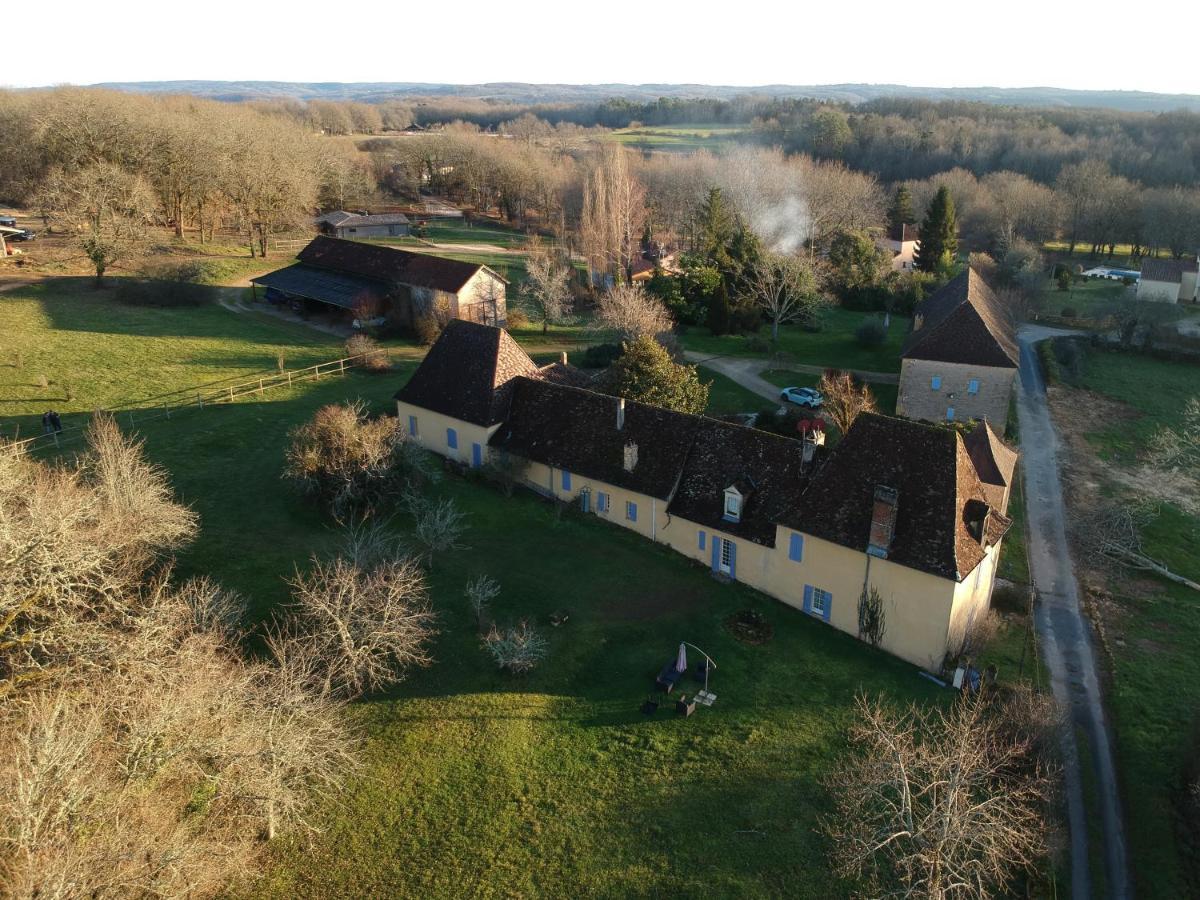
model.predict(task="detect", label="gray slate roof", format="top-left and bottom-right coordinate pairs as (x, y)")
top-left (318, 210), bottom-right (411, 227)
top-left (250, 264), bottom-right (382, 310)
top-left (1141, 258), bottom-right (1198, 284)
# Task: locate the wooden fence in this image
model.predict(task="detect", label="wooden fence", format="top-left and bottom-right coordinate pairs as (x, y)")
top-left (0, 350), bottom-right (394, 458)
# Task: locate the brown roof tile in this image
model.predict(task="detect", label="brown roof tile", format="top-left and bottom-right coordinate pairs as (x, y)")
top-left (395, 320), bottom-right (537, 426)
top-left (902, 268), bottom-right (1018, 368)
top-left (299, 235), bottom-right (494, 294)
top-left (1141, 258), bottom-right (1198, 284)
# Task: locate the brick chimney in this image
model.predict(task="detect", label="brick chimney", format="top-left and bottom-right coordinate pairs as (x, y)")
top-left (867, 486), bottom-right (898, 558)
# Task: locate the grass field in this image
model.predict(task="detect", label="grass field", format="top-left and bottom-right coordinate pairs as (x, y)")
top-left (1037, 277), bottom-right (1133, 320)
top-left (606, 124), bottom-right (748, 152)
top-left (698, 365), bottom-right (774, 416)
top-left (3, 280), bottom-right (1059, 897)
top-left (681, 310), bottom-right (908, 374)
top-left (1053, 347), bottom-right (1200, 896)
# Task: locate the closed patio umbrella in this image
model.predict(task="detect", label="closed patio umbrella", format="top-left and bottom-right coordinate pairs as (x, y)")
top-left (675, 642), bottom-right (687, 673)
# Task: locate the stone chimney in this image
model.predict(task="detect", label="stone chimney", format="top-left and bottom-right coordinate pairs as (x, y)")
top-left (867, 486), bottom-right (899, 558)
top-left (616, 397), bottom-right (626, 431)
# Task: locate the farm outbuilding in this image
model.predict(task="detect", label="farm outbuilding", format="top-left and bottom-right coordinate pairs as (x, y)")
top-left (1136, 258), bottom-right (1199, 303)
top-left (251, 236), bottom-right (507, 327)
top-left (316, 210), bottom-right (410, 239)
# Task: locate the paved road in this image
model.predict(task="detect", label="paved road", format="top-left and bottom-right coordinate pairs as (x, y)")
top-left (683, 352), bottom-right (899, 407)
top-left (1016, 324), bottom-right (1129, 899)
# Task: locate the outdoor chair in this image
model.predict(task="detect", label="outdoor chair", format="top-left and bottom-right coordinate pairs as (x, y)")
top-left (676, 695), bottom-right (696, 717)
top-left (656, 661), bottom-right (683, 693)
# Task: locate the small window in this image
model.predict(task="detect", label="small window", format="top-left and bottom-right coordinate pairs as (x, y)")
top-left (968, 379), bottom-right (980, 395)
top-left (931, 376), bottom-right (942, 390)
top-left (446, 427), bottom-right (458, 450)
top-left (698, 530), bottom-right (706, 551)
top-left (626, 501), bottom-right (638, 522)
top-left (719, 537), bottom-right (734, 575)
top-left (407, 415), bottom-right (419, 438)
top-left (580, 489), bottom-right (591, 513)
top-left (789, 533), bottom-right (804, 562)
top-left (812, 588), bottom-right (832, 617)
top-left (561, 470), bottom-right (572, 492)
top-left (723, 489), bottom-right (741, 522)
top-left (946, 407), bottom-right (955, 421)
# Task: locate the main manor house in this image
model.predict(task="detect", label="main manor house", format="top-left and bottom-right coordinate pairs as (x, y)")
top-left (395, 320), bottom-right (1018, 671)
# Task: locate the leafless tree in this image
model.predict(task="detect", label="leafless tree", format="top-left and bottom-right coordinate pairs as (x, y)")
top-left (1150, 397), bottom-right (1200, 471)
top-left (275, 550), bottom-right (437, 700)
top-left (284, 402), bottom-right (408, 519)
top-left (522, 248), bottom-right (573, 333)
top-left (406, 495), bottom-right (469, 565)
top-left (580, 144), bottom-right (646, 280)
top-left (747, 253), bottom-right (829, 342)
top-left (824, 691), bottom-right (1058, 899)
top-left (592, 282), bottom-right (674, 343)
top-left (465, 574), bottom-right (500, 631)
top-left (1074, 500), bottom-right (1200, 591)
top-left (818, 370), bottom-right (879, 435)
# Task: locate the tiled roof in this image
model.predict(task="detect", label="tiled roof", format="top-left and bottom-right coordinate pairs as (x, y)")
top-left (536, 361), bottom-right (595, 389)
top-left (489, 377), bottom-right (700, 501)
top-left (298, 236), bottom-right (492, 294)
top-left (395, 320), bottom-right (537, 426)
top-left (963, 421), bottom-right (1018, 510)
top-left (902, 268), bottom-right (1018, 368)
top-left (782, 413), bottom-right (1009, 580)
top-left (250, 264), bottom-right (385, 310)
top-left (668, 419), bottom-right (816, 546)
top-left (1141, 258), bottom-right (1198, 284)
top-left (322, 212), bottom-right (411, 227)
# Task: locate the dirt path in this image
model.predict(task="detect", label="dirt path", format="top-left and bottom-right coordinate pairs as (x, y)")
top-left (683, 352), bottom-right (899, 403)
top-left (1016, 324), bottom-right (1130, 899)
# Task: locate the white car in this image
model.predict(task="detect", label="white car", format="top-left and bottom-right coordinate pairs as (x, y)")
top-left (780, 386), bottom-right (824, 408)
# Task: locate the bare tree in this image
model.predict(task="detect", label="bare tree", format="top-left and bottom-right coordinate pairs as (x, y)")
top-left (275, 550), bottom-right (437, 700)
top-left (592, 282), bottom-right (674, 343)
top-left (409, 495), bottom-right (469, 565)
top-left (747, 253), bottom-right (828, 342)
top-left (522, 249), bottom-right (573, 334)
top-left (1150, 397), bottom-right (1200, 471)
top-left (1074, 500), bottom-right (1200, 591)
top-left (483, 619), bottom-right (549, 673)
top-left (824, 692), bottom-right (1058, 899)
top-left (465, 574), bottom-right (500, 631)
top-left (857, 585), bottom-right (887, 648)
top-left (580, 145), bottom-right (646, 281)
top-left (818, 370), bottom-right (879, 435)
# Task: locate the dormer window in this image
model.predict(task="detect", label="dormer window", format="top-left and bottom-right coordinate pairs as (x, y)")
top-left (723, 486), bottom-right (742, 523)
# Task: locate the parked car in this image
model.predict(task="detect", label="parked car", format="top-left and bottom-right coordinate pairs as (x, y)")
top-left (0, 216), bottom-right (16, 227)
top-left (780, 386), bottom-right (824, 408)
top-left (10, 229), bottom-right (35, 241)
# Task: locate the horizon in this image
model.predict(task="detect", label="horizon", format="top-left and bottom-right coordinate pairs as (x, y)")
top-left (6, 0), bottom-right (1198, 94)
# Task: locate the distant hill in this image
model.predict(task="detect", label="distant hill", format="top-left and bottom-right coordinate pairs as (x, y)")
top-left (84, 80), bottom-right (1200, 113)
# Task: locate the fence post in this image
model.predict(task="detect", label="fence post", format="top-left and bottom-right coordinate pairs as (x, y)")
top-left (53, 431), bottom-right (59, 448)
top-left (198, 393), bottom-right (203, 409)
top-left (229, 386), bottom-right (234, 402)
top-left (259, 378), bottom-right (264, 396)
top-left (287, 370), bottom-right (293, 386)
top-left (339, 359), bottom-right (345, 377)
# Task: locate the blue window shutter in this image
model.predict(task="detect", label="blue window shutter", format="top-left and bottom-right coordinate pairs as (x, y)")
top-left (446, 427), bottom-right (457, 449)
top-left (627, 501), bottom-right (637, 522)
top-left (598, 492), bottom-right (607, 512)
top-left (407, 415), bottom-right (417, 436)
top-left (698, 530), bottom-right (706, 551)
top-left (729, 542), bottom-right (737, 580)
top-left (472, 443), bottom-right (482, 468)
top-left (947, 407), bottom-right (955, 421)
top-left (789, 533), bottom-right (803, 562)
top-left (561, 470), bottom-right (571, 491)
top-left (968, 379), bottom-right (980, 395)
top-left (802, 584), bottom-right (813, 614)
top-left (931, 376), bottom-right (941, 390)
top-left (823, 592), bottom-right (832, 622)
top-left (711, 539), bottom-right (720, 573)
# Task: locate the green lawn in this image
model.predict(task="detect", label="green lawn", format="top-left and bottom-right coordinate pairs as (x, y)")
top-left (606, 124), bottom-right (748, 152)
top-left (6, 288), bottom-right (1055, 896)
top-left (1060, 347), bottom-right (1200, 896)
top-left (682, 309), bottom-right (908, 374)
top-left (1037, 277), bottom-right (1133, 320)
top-left (698, 365), bottom-right (774, 417)
top-left (419, 219), bottom-right (530, 248)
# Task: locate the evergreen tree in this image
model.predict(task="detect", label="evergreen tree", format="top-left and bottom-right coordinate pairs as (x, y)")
top-left (887, 185), bottom-right (914, 234)
top-left (603, 335), bottom-right (710, 415)
top-left (697, 187), bottom-right (735, 269)
top-left (914, 186), bottom-right (959, 274)
top-left (707, 278), bottom-right (731, 336)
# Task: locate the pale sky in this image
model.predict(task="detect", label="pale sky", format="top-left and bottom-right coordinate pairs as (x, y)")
top-left (8, 0), bottom-right (1196, 95)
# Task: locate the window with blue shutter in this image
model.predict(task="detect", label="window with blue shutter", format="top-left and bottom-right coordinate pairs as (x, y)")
top-left (698, 530), bottom-right (706, 551)
top-left (968, 379), bottom-right (980, 395)
top-left (626, 501), bottom-right (637, 522)
top-left (931, 376), bottom-right (942, 390)
top-left (812, 588), bottom-right (832, 621)
top-left (446, 427), bottom-right (458, 450)
top-left (561, 470), bottom-right (571, 492)
top-left (472, 443), bottom-right (482, 468)
top-left (728, 541), bottom-right (737, 580)
top-left (407, 415), bottom-right (419, 438)
top-left (802, 584), bottom-right (814, 614)
top-left (597, 492), bottom-right (609, 513)
top-left (789, 533), bottom-right (804, 562)
top-left (946, 407), bottom-right (955, 421)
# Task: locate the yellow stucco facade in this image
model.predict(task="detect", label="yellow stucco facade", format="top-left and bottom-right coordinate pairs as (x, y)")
top-left (397, 398), bottom-right (1003, 671)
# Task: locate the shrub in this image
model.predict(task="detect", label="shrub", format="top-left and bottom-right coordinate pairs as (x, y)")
top-left (1059, 306), bottom-right (1078, 319)
top-left (581, 342), bottom-right (623, 369)
top-left (1055, 268), bottom-right (1073, 292)
top-left (855, 319), bottom-right (887, 347)
top-left (505, 307), bottom-right (530, 329)
top-left (729, 304), bottom-right (763, 335)
top-left (345, 334), bottom-right (390, 373)
top-left (745, 335), bottom-right (771, 354)
top-left (283, 402), bottom-right (407, 518)
top-left (992, 583), bottom-right (1031, 614)
top-left (413, 315), bottom-right (443, 346)
top-left (483, 620), bottom-right (548, 673)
